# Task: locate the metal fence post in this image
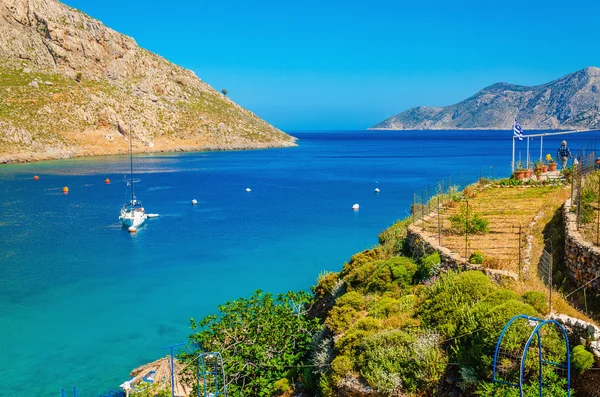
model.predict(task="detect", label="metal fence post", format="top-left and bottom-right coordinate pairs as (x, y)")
top-left (465, 200), bottom-right (469, 260)
top-left (438, 195), bottom-right (441, 245)
top-left (597, 174), bottom-right (600, 246)
top-left (549, 253), bottom-right (553, 314)
top-left (577, 163), bottom-right (582, 230)
top-left (518, 224), bottom-right (522, 279)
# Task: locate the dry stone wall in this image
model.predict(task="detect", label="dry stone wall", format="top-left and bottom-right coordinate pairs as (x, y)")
top-left (406, 224), bottom-right (518, 281)
top-left (563, 198), bottom-right (600, 291)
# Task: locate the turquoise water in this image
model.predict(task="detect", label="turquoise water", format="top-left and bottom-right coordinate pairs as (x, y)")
top-left (0, 130), bottom-right (596, 396)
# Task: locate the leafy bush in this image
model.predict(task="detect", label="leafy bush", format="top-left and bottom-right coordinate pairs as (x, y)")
top-left (522, 290), bottom-right (548, 315)
top-left (366, 296), bottom-right (403, 319)
top-left (335, 291), bottom-right (365, 311)
top-left (324, 305), bottom-right (360, 335)
top-left (378, 218), bottom-right (411, 254)
top-left (182, 290), bottom-right (321, 397)
top-left (344, 261), bottom-right (379, 291)
top-left (449, 208), bottom-right (490, 235)
top-left (418, 271), bottom-right (494, 338)
top-left (572, 345), bottom-right (595, 373)
top-left (455, 300), bottom-right (538, 376)
top-left (313, 271), bottom-right (342, 299)
top-left (345, 256), bottom-right (417, 294)
top-left (476, 373), bottom-right (569, 397)
top-left (340, 248), bottom-right (383, 277)
top-left (416, 251), bottom-right (441, 281)
top-left (329, 355), bottom-right (355, 382)
top-left (273, 378), bottom-right (291, 394)
top-left (579, 185), bottom-right (597, 224)
top-left (469, 250), bottom-right (485, 264)
top-left (358, 330), bottom-right (447, 394)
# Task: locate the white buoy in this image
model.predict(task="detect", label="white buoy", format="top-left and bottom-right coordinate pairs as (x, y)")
top-left (374, 188), bottom-right (380, 193)
top-left (128, 226), bottom-right (137, 233)
top-left (192, 199), bottom-right (198, 205)
top-left (352, 203), bottom-right (360, 211)
top-left (246, 188), bottom-right (251, 192)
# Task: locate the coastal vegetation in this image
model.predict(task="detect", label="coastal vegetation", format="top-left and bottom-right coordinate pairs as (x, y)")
top-left (178, 178), bottom-right (599, 396)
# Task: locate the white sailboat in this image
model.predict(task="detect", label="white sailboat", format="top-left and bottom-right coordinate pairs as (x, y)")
top-left (119, 123), bottom-right (147, 230)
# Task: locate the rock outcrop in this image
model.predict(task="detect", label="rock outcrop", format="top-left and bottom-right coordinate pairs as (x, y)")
top-left (371, 67), bottom-right (600, 130)
top-left (0, 0), bottom-right (296, 163)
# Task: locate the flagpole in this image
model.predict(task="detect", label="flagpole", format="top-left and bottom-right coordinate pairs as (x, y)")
top-left (512, 136), bottom-right (515, 173)
top-left (540, 136), bottom-right (543, 161)
top-left (526, 137), bottom-right (530, 170)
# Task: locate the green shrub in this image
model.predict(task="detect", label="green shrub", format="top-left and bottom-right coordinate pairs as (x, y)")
top-left (335, 291), bottom-right (365, 311)
top-left (335, 329), bottom-right (376, 357)
top-left (344, 261), bottom-right (379, 291)
top-left (367, 296), bottom-right (403, 319)
top-left (416, 251), bottom-right (441, 280)
top-left (455, 300), bottom-right (538, 376)
top-left (522, 290), bottom-right (548, 315)
top-left (572, 345), bottom-right (595, 373)
top-left (353, 316), bottom-right (383, 332)
top-left (378, 218), bottom-right (411, 254)
top-left (358, 330), bottom-right (447, 394)
top-left (313, 271), bottom-right (341, 299)
top-left (341, 248), bottom-right (383, 277)
top-left (449, 209), bottom-right (490, 235)
top-left (346, 256), bottom-right (417, 294)
top-left (469, 250), bottom-right (485, 264)
top-left (273, 378), bottom-right (291, 393)
top-left (418, 271), bottom-right (494, 337)
top-left (324, 305), bottom-right (360, 335)
top-left (330, 355), bottom-right (354, 382)
top-left (182, 290), bottom-right (320, 397)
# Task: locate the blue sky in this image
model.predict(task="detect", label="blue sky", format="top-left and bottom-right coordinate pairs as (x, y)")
top-left (63, 0), bottom-right (600, 131)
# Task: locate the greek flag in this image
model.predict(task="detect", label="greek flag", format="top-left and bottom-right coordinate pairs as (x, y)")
top-left (513, 118), bottom-right (524, 141)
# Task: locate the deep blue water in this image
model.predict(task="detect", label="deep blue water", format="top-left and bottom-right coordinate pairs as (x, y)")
top-left (1, 130), bottom-right (599, 396)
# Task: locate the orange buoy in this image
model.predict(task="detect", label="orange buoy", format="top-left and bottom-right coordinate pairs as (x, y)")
top-left (33, 175), bottom-right (39, 181)
top-left (105, 178), bottom-right (111, 184)
top-left (63, 186), bottom-right (69, 194)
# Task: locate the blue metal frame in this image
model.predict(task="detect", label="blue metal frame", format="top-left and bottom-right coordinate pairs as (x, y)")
top-left (492, 314), bottom-right (571, 396)
top-left (162, 342), bottom-right (185, 397)
top-left (198, 352), bottom-right (226, 397)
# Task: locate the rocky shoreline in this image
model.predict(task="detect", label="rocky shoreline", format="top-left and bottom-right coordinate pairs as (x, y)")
top-left (0, 139), bottom-right (297, 164)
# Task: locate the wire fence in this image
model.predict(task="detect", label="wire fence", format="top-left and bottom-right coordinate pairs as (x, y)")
top-left (570, 150), bottom-right (600, 247)
top-left (412, 173), bottom-right (525, 275)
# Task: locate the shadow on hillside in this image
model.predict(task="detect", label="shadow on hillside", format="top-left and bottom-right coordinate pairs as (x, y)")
top-left (542, 206), bottom-right (600, 322)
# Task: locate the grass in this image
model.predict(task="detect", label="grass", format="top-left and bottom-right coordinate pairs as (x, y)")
top-left (412, 179), bottom-right (595, 324)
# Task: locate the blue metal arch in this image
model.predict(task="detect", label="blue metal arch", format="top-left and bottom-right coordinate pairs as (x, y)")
top-left (198, 351), bottom-right (226, 397)
top-left (492, 314), bottom-right (571, 396)
top-left (520, 319), bottom-right (571, 397)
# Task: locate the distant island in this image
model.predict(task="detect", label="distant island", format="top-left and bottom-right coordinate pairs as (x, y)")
top-left (0, 0), bottom-right (296, 164)
top-left (370, 66), bottom-right (600, 130)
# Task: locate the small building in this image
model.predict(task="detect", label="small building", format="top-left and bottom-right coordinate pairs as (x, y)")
top-left (103, 133), bottom-right (114, 141)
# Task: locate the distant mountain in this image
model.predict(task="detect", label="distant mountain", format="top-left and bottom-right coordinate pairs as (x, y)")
top-left (370, 67), bottom-right (600, 130)
top-left (0, 0), bottom-right (296, 163)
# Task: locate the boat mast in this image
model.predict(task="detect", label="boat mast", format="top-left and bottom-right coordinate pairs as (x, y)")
top-left (129, 119), bottom-right (134, 203)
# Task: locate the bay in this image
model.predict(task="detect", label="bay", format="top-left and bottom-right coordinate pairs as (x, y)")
top-left (0, 130), bottom-right (597, 396)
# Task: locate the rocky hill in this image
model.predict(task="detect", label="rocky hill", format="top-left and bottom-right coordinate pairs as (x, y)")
top-left (0, 0), bottom-right (296, 163)
top-left (371, 67), bottom-right (600, 130)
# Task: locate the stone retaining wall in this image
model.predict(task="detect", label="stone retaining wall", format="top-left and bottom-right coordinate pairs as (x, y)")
top-left (563, 198), bottom-right (600, 291)
top-left (406, 224), bottom-right (518, 281)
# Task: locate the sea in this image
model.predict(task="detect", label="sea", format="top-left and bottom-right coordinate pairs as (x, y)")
top-left (1, 130), bottom-right (598, 396)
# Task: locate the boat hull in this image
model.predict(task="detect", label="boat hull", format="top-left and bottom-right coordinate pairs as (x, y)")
top-left (119, 209), bottom-right (147, 228)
